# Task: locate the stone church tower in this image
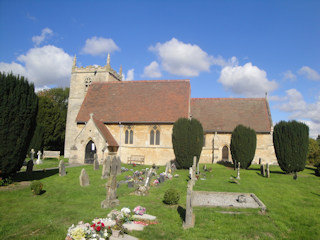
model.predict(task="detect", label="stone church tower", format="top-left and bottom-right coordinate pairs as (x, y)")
top-left (64, 54), bottom-right (122, 158)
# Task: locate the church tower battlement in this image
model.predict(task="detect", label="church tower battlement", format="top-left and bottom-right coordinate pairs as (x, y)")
top-left (64, 54), bottom-right (122, 158)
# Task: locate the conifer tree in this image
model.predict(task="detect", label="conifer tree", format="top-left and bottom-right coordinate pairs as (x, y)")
top-left (0, 72), bottom-right (38, 176)
top-left (172, 118), bottom-right (203, 169)
top-left (273, 120), bottom-right (309, 174)
top-left (230, 125), bottom-right (257, 169)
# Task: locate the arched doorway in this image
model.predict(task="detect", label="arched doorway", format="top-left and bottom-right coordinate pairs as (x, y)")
top-left (222, 145), bottom-right (229, 161)
top-left (85, 140), bottom-right (96, 164)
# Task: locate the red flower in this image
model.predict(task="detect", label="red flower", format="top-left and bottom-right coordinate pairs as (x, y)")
top-left (91, 224), bottom-right (95, 228)
top-left (101, 223), bottom-right (105, 227)
top-left (96, 226), bottom-right (101, 231)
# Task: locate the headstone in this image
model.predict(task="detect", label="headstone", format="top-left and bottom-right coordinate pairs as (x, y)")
top-left (103, 156), bottom-right (112, 178)
top-left (159, 175), bottom-right (165, 183)
top-left (189, 167), bottom-right (193, 179)
top-left (101, 175), bottom-right (119, 208)
top-left (30, 149), bottom-right (35, 162)
top-left (111, 156), bottom-right (118, 176)
top-left (79, 168), bottom-right (90, 186)
top-left (116, 156), bottom-right (121, 176)
top-left (93, 153), bottom-right (99, 170)
top-left (165, 161), bottom-right (171, 175)
top-left (197, 161), bottom-right (200, 175)
top-left (266, 163), bottom-right (270, 178)
top-left (203, 164), bottom-right (207, 171)
top-left (59, 160), bottom-right (66, 176)
top-left (171, 162), bottom-right (176, 173)
top-left (183, 181), bottom-right (194, 229)
top-left (261, 164), bottom-right (266, 177)
top-left (26, 160), bottom-right (33, 174)
top-left (236, 162), bottom-right (240, 180)
top-left (36, 151), bottom-right (42, 165)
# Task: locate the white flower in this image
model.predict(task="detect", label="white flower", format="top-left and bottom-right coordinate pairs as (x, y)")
top-left (121, 207), bottom-right (131, 215)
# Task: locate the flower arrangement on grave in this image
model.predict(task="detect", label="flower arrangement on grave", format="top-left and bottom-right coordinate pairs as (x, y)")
top-left (132, 163), bottom-right (136, 167)
top-left (121, 167), bottom-right (128, 172)
top-left (66, 219), bottom-right (110, 240)
top-left (133, 206), bottom-right (146, 216)
top-left (152, 179), bottom-right (159, 186)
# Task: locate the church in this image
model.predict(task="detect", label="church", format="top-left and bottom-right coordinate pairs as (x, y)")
top-left (64, 55), bottom-right (277, 165)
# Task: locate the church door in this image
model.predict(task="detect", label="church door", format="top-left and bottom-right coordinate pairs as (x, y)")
top-left (85, 140), bottom-right (96, 164)
top-left (222, 145), bottom-right (229, 161)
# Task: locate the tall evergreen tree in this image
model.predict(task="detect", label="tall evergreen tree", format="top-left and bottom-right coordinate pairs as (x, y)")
top-left (172, 117), bottom-right (203, 169)
top-left (273, 120), bottom-right (309, 174)
top-left (0, 72), bottom-right (38, 176)
top-left (230, 125), bottom-right (257, 169)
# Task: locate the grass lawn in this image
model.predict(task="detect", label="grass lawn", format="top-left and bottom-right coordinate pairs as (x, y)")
top-left (0, 163), bottom-right (319, 240)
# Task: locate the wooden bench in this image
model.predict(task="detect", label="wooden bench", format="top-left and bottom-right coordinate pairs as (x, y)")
top-left (127, 155), bottom-right (145, 165)
top-left (43, 151), bottom-right (60, 160)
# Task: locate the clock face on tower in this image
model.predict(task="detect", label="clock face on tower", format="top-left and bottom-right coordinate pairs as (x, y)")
top-left (85, 77), bottom-right (92, 91)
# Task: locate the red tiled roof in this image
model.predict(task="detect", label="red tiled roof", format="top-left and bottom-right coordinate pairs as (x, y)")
top-left (92, 117), bottom-right (119, 147)
top-left (191, 98), bottom-right (272, 133)
top-left (76, 80), bottom-right (190, 123)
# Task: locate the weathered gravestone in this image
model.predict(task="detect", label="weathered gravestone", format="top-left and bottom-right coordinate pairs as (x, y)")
top-left (116, 156), bottom-right (121, 176)
top-left (101, 156), bottom-right (111, 179)
top-left (159, 174), bottom-right (165, 183)
top-left (266, 163), bottom-right (270, 178)
top-left (165, 161), bottom-right (171, 175)
top-left (183, 180), bottom-right (194, 229)
top-left (59, 160), bottom-right (66, 176)
top-left (111, 156), bottom-right (118, 176)
top-left (79, 168), bottom-right (90, 186)
top-left (101, 175), bottom-right (119, 208)
top-left (236, 162), bottom-right (241, 180)
top-left (260, 164), bottom-right (266, 177)
top-left (36, 151), bottom-right (42, 165)
top-left (26, 160), bottom-right (33, 174)
top-left (93, 153), bottom-right (99, 170)
top-left (30, 149), bottom-right (35, 163)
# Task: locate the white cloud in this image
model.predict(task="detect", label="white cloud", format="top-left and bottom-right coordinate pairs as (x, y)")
top-left (81, 37), bottom-right (120, 56)
top-left (32, 28), bottom-right (53, 46)
top-left (283, 70), bottom-right (296, 81)
top-left (298, 66), bottom-right (320, 81)
top-left (218, 62), bottom-right (278, 97)
top-left (142, 61), bottom-right (162, 78)
top-left (149, 38), bottom-right (223, 76)
top-left (0, 45), bottom-right (73, 88)
top-left (276, 89), bottom-right (320, 138)
top-left (123, 68), bottom-right (134, 81)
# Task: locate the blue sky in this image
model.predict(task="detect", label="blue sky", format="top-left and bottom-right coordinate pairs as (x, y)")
top-left (1, 0), bottom-right (319, 137)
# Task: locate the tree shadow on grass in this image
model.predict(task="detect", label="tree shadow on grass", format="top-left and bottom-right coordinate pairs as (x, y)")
top-left (12, 169), bottom-right (59, 182)
top-left (217, 160), bottom-right (235, 169)
top-left (177, 205), bottom-right (186, 222)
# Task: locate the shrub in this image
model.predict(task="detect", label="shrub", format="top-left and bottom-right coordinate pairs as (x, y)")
top-left (163, 188), bottom-right (180, 205)
top-left (172, 118), bottom-right (203, 169)
top-left (0, 72), bottom-right (38, 177)
top-left (273, 121), bottom-right (309, 174)
top-left (307, 138), bottom-right (320, 166)
top-left (0, 177), bottom-right (13, 186)
top-left (230, 125), bottom-right (257, 169)
top-left (30, 180), bottom-right (43, 195)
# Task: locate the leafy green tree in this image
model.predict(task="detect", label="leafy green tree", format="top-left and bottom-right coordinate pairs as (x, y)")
top-left (29, 88), bottom-right (69, 154)
top-left (230, 125), bottom-right (257, 169)
top-left (172, 118), bottom-right (203, 169)
top-left (273, 120), bottom-right (309, 174)
top-left (307, 138), bottom-right (320, 166)
top-left (0, 72), bottom-right (38, 176)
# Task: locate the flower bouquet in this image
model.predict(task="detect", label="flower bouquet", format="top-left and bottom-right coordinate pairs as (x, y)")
top-left (133, 206), bottom-right (146, 216)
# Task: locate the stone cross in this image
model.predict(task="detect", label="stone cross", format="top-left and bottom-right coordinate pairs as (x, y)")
top-left (59, 160), bottom-right (66, 176)
top-left (36, 151), bottom-right (42, 165)
top-left (26, 160), bottom-right (33, 174)
top-left (266, 163), bottom-right (270, 178)
top-left (183, 181), bottom-right (194, 229)
top-left (30, 149), bottom-right (35, 162)
top-left (101, 175), bottom-right (119, 208)
top-left (79, 168), bottom-right (90, 186)
top-left (93, 153), bottom-right (99, 170)
top-left (236, 162), bottom-right (241, 180)
top-left (116, 156), bottom-right (121, 176)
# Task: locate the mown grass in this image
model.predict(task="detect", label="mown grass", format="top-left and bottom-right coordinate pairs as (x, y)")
top-left (0, 163), bottom-right (319, 240)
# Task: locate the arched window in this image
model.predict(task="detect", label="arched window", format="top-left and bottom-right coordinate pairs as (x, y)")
top-left (150, 126), bottom-right (160, 145)
top-left (125, 130), bottom-right (129, 144)
top-left (222, 145), bottom-right (229, 161)
top-left (129, 130), bottom-right (133, 144)
top-left (125, 127), bottom-right (133, 144)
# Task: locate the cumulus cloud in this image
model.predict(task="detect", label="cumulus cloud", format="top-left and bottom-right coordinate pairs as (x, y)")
top-left (218, 62), bottom-right (278, 97)
top-left (298, 66), bottom-right (320, 81)
top-left (0, 45), bottom-right (73, 88)
top-left (81, 37), bottom-right (120, 56)
top-left (123, 68), bottom-right (134, 81)
top-left (283, 70), bottom-right (296, 81)
top-left (149, 38), bottom-right (225, 76)
top-left (276, 89), bottom-right (320, 138)
top-left (142, 61), bottom-right (162, 78)
top-left (32, 28), bottom-right (53, 46)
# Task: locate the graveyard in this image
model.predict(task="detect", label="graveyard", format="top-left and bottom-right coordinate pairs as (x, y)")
top-left (0, 159), bottom-right (319, 240)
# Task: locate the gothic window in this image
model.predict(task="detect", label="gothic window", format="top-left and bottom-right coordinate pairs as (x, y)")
top-left (85, 77), bottom-right (92, 91)
top-left (222, 145), bottom-right (229, 161)
top-left (125, 126), bottom-right (133, 144)
top-left (150, 126), bottom-right (160, 145)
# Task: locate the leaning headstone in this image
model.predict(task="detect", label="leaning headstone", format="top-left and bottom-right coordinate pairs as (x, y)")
top-left (236, 162), bottom-right (240, 180)
top-left (110, 156), bottom-right (118, 176)
top-left (59, 160), bottom-right (66, 176)
top-left (93, 154), bottom-right (99, 170)
top-left (36, 150), bottom-right (42, 165)
top-left (116, 156), bottom-right (121, 176)
top-left (30, 149), bottom-right (35, 163)
top-left (183, 181), bottom-right (194, 229)
top-left (266, 163), bottom-right (270, 178)
top-left (26, 160), bottom-right (33, 174)
top-left (101, 175), bottom-right (119, 208)
top-left (261, 164), bottom-right (266, 177)
top-left (79, 168), bottom-right (90, 186)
